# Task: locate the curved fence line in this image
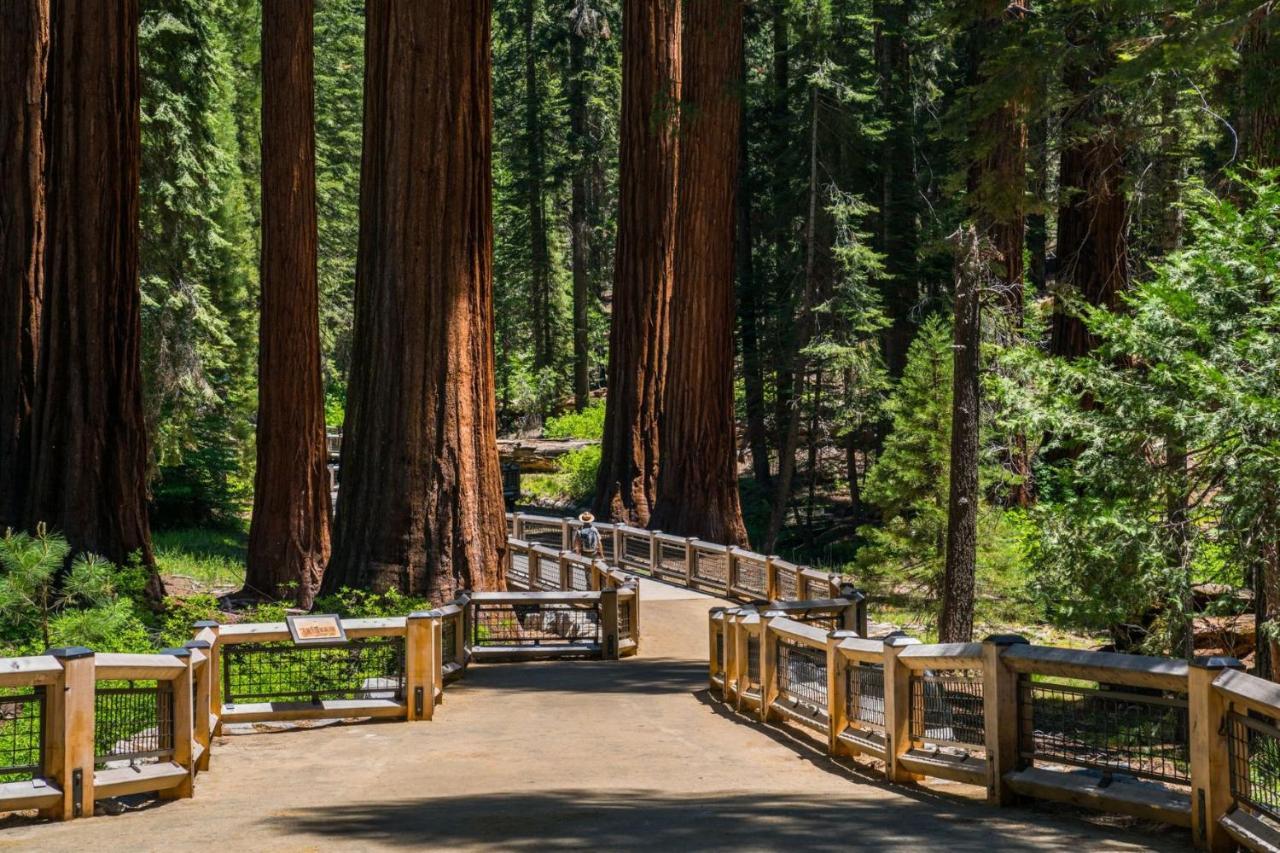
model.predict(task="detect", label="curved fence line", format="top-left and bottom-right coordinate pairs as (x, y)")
top-left (710, 607), bottom-right (1280, 853)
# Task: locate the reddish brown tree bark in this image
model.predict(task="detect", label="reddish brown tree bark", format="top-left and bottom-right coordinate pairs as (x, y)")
top-left (245, 0), bottom-right (331, 608)
top-left (1050, 57), bottom-right (1128, 359)
top-left (25, 0), bottom-right (156, 587)
top-left (0, 0), bottom-right (48, 530)
top-left (1240, 7), bottom-right (1279, 168)
top-left (650, 0), bottom-right (747, 546)
top-left (593, 0), bottom-right (681, 526)
top-left (324, 0), bottom-right (505, 602)
top-left (968, 0), bottom-right (1031, 508)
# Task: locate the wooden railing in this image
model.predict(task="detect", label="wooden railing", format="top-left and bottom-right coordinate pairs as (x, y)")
top-left (0, 527), bottom-right (641, 823)
top-left (710, 606), bottom-right (1280, 852)
top-left (506, 511), bottom-right (858, 608)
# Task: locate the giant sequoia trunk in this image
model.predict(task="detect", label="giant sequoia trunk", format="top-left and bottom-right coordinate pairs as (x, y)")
top-left (324, 0), bottom-right (506, 601)
top-left (1050, 57), bottom-right (1127, 359)
top-left (969, 0), bottom-right (1030, 508)
top-left (650, 0), bottom-right (747, 546)
top-left (1240, 8), bottom-right (1279, 167)
top-left (568, 13), bottom-right (591, 411)
top-left (939, 228), bottom-right (983, 644)
top-left (26, 0), bottom-right (156, 586)
top-left (593, 0), bottom-right (680, 526)
top-left (875, 0), bottom-right (919, 378)
top-left (0, 0), bottom-right (48, 530)
top-left (245, 0), bottom-right (331, 607)
top-left (524, 0), bottom-right (553, 379)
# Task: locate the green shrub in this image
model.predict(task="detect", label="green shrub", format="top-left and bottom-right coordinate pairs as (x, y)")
top-left (313, 587), bottom-right (433, 617)
top-left (543, 400), bottom-right (606, 440)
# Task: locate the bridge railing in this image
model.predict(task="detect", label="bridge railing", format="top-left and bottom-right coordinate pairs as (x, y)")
top-left (506, 511), bottom-right (852, 605)
top-left (710, 606), bottom-right (1280, 852)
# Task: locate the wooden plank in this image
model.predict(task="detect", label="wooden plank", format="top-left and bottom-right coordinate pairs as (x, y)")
top-left (343, 617), bottom-right (408, 639)
top-left (0, 779), bottom-right (62, 813)
top-left (94, 653), bottom-right (186, 681)
top-left (899, 643), bottom-right (983, 671)
top-left (836, 728), bottom-right (889, 762)
top-left (217, 623), bottom-right (291, 644)
top-left (767, 616), bottom-right (828, 648)
top-left (468, 590), bottom-right (601, 604)
top-left (94, 762), bottom-right (189, 799)
top-left (0, 655), bottom-right (62, 688)
top-left (159, 651), bottom-right (194, 800)
top-left (468, 644), bottom-right (600, 663)
top-left (405, 613), bottom-right (434, 721)
top-left (1214, 668), bottom-right (1280, 719)
top-left (837, 635), bottom-right (885, 662)
top-left (883, 636), bottom-right (920, 782)
top-left (1003, 767), bottom-right (1192, 828)
top-left (40, 649), bottom-right (94, 820)
top-left (220, 699), bottom-right (407, 724)
top-left (984, 636), bottom-right (1026, 805)
top-left (1220, 809), bottom-right (1280, 853)
top-left (1190, 659), bottom-right (1243, 850)
top-left (897, 750), bottom-right (988, 787)
top-left (1002, 644), bottom-right (1189, 691)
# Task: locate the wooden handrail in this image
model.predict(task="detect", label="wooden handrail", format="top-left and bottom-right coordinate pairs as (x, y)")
top-left (94, 652), bottom-right (187, 681)
top-left (897, 642), bottom-right (983, 670)
top-left (1213, 667), bottom-right (1280, 718)
top-left (1002, 643), bottom-right (1189, 691)
top-left (0, 655), bottom-right (62, 688)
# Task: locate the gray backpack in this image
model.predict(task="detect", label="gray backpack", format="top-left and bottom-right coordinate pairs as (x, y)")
top-left (575, 524), bottom-right (601, 553)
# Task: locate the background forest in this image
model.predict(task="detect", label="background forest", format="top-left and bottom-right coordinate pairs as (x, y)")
top-left (2, 0), bottom-right (1278, 674)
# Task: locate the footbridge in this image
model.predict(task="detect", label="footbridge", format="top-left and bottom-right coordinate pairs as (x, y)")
top-left (1, 514), bottom-right (1276, 851)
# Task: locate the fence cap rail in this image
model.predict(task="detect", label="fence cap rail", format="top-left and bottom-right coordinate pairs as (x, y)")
top-left (1002, 643), bottom-right (1189, 691)
top-left (767, 615), bottom-right (829, 647)
top-left (899, 642), bottom-right (983, 670)
top-left (766, 597), bottom-right (851, 614)
top-left (95, 652), bottom-right (187, 681)
top-left (836, 634), bottom-right (883, 659)
top-left (0, 654), bottom-right (64, 688)
top-left (469, 590), bottom-right (603, 604)
top-left (1213, 667), bottom-right (1280, 718)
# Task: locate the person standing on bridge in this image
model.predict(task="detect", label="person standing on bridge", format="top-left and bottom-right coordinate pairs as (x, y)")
top-left (573, 512), bottom-right (604, 558)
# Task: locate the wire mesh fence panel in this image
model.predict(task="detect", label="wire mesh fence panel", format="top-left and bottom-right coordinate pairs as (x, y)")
top-left (714, 628), bottom-right (724, 677)
top-left (1018, 678), bottom-right (1190, 784)
top-left (746, 634), bottom-right (761, 690)
top-left (95, 682), bottom-right (174, 765)
top-left (507, 550), bottom-right (531, 586)
top-left (846, 664), bottom-right (886, 731)
top-left (1227, 710), bottom-right (1280, 823)
top-left (619, 598), bottom-right (634, 640)
top-left (442, 618), bottom-right (458, 660)
top-left (0, 687), bottom-right (44, 783)
top-left (656, 539), bottom-right (687, 579)
top-left (222, 637), bottom-right (407, 705)
top-left (735, 555), bottom-right (766, 596)
top-left (910, 672), bottom-right (985, 751)
top-left (775, 567), bottom-right (799, 600)
top-left (694, 548), bottom-right (729, 588)
top-left (520, 518), bottom-right (566, 549)
top-left (568, 562), bottom-right (591, 591)
top-left (533, 555), bottom-right (561, 590)
top-left (777, 640), bottom-right (828, 711)
top-left (802, 575), bottom-right (829, 599)
top-left (597, 524), bottom-right (617, 563)
top-left (621, 531), bottom-right (653, 573)
top-left (471, 602), bottom-right (602, 646)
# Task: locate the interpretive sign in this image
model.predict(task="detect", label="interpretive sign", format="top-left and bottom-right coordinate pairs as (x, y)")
top-left (286, 614), bottom-right (348, 645)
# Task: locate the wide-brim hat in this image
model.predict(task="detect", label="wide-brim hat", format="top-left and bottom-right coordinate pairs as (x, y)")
top-left (578, 512), bottom-right (595, 523)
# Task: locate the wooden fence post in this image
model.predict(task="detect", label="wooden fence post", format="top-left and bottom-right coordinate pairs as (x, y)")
top-left (600, 586), bottom-right (619, 660)
top-left (709, 608), bottom-right (726, 688)
top-left (1189, 655), bottom-right (1244, 851)
top-left (184, 638), bottom-right (213, 772)
top-left (513, 512), bottom-right (526, 540)
top-left (159, 647), bottom-right (194, 800)
top-left (561, 517), bottom-right (574, 550)
top-left (827, 630), bottom-right (858, 756)
top-left (722, 608), bottom-right (739, 704)
top-left (726, 547), bottom-right (739, 594)
top-left (765, 556), bottom-right (779, 601)
top-left (558, 550), bottom-right (572, 590)
top-left (734, 609), bottom-right (755, 713)
top-left (192, 620), bottom-right (222, 736)
top-left (983, 633), bottom-right (1028, 804)
top-left (759, 611), bottom-right (780, 723)
top-left (612, 526), bottom-right (624, 566)
top-left (649, 530), bottom-right (661, 575)
top-left (882, 633), bottom-right (921, 783)
top-left (40, 647), bottom-right (95, 821)
top-left (406, 611), bottom-right (436, 721)
top-left (684, 537), bottom-right (697, 587)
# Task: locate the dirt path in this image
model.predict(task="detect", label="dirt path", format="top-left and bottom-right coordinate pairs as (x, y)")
top-left (1, 580), bottom-right (1187, 851)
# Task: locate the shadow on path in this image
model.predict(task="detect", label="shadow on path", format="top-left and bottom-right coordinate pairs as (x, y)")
top-left (264, 788), bottom-right (1186, 851)
top-left (453, 657), bottom-right (707, 696)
